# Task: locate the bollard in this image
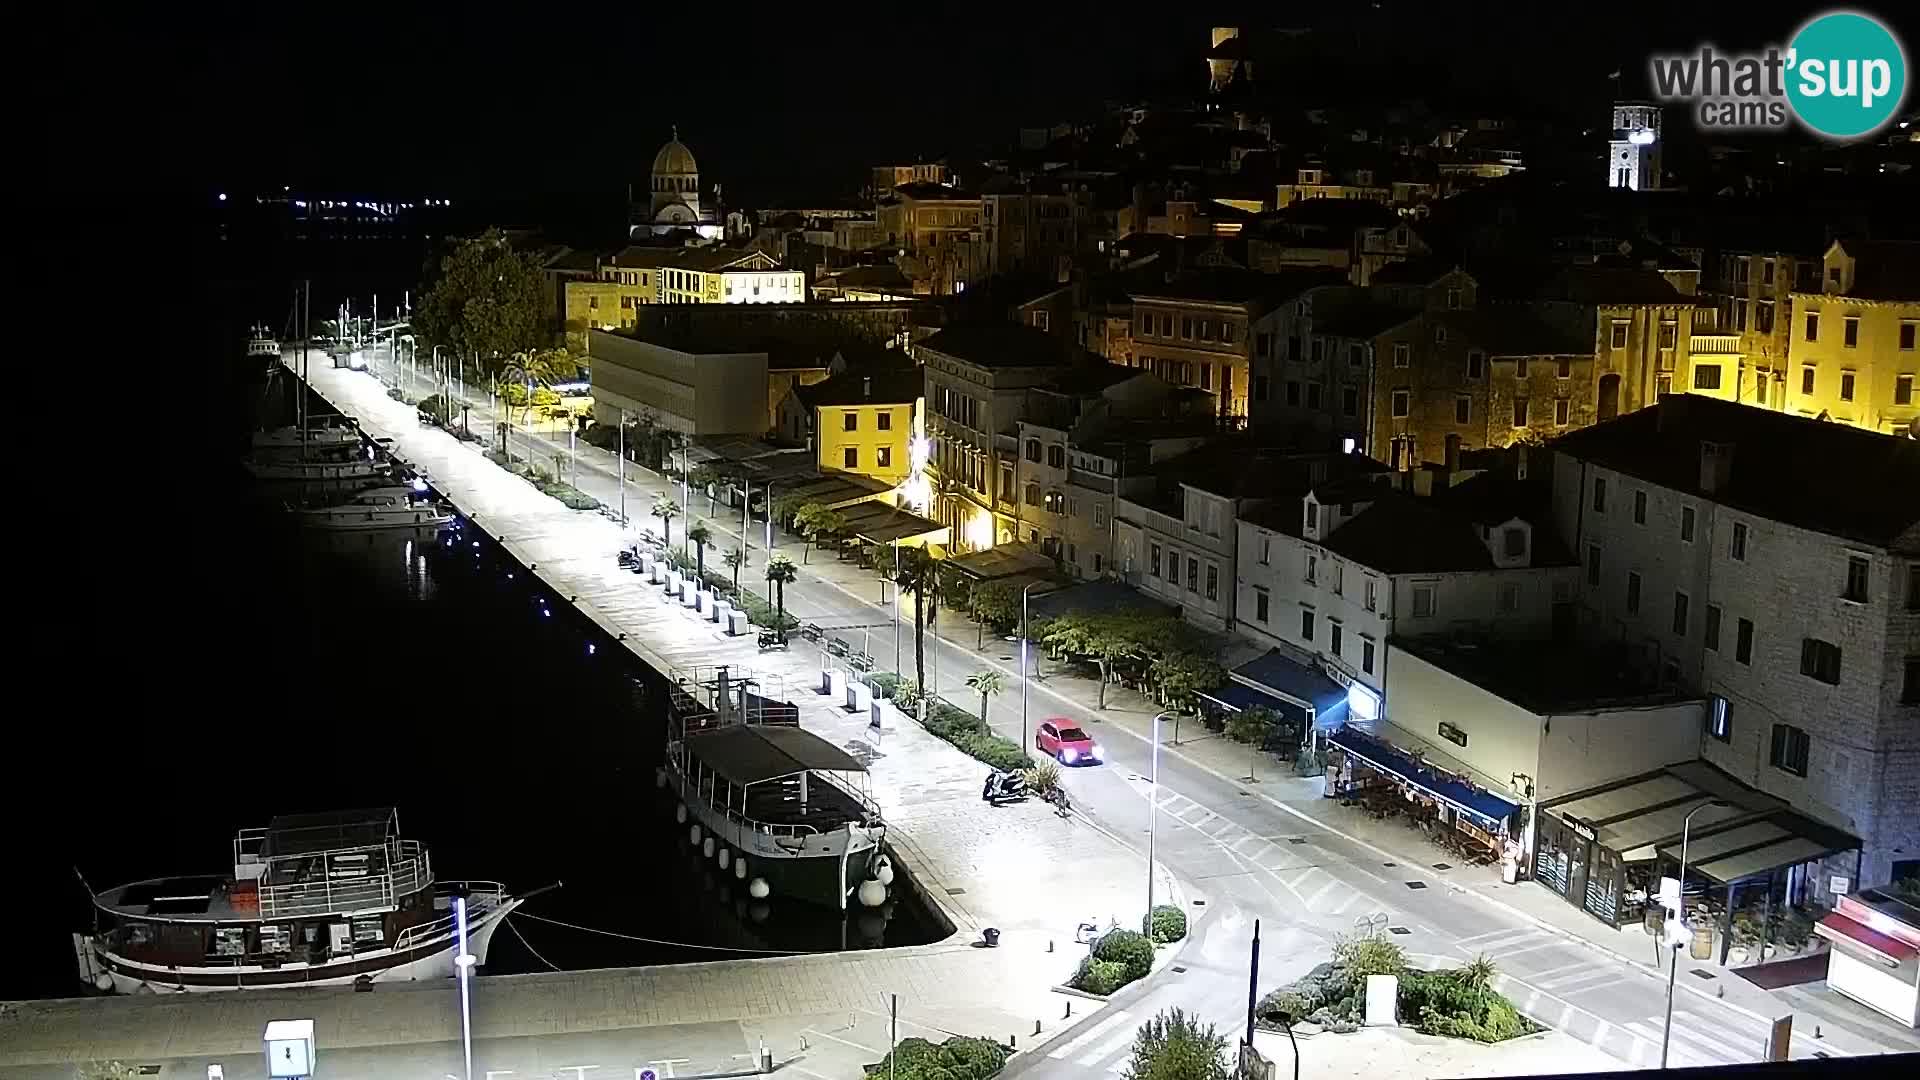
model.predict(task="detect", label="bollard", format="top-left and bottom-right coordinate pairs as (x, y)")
top-left (1034, 1020), bottom-right (1042, 1036)
top-left (1047, 940), bottom-right (1054, 953)
top-left (759, 1038), bottom-right (772, 1074)
top-left (1064, 1000), bottom-right (1073, 1018)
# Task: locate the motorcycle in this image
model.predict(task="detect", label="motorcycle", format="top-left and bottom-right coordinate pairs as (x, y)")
top-left (981, 769), bottom-right (1029, 805)
top-left (757, 630), bottom-right (790, 652)
top-left (617, 549), bottom-right (639, 569)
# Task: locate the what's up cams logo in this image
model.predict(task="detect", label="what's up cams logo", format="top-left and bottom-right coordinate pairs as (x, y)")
top-left (1649, 10), bottom-right (1908, 139)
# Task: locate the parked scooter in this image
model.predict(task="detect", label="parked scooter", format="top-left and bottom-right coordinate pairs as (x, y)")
top-left (981, 769), bottom-right (1029, 805)
top-left (617, 548), bottom-right (640, 569)
top-left (757, 630), bottom-right (790, 652)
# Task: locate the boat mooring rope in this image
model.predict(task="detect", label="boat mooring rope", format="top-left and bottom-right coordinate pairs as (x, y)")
top-left (504, 916), bottom-right (565, 972)
top-left (512, 910), bottom-right (825, 956)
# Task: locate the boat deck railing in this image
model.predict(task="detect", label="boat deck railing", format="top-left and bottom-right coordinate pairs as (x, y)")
top-left (670, 747), bottom-right (882, 840)
top-left (232, 835), bottom-right (434, 919)
top-left (390, 882), bottom-right (510, 953)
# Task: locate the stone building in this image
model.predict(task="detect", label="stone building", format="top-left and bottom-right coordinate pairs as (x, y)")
top-left (1549, 395), bottom-right (1920, 890)
top-left (1127, 270), bottom-right (1339, 422)
top-left (1787, 238), bottom-right (1920, 436)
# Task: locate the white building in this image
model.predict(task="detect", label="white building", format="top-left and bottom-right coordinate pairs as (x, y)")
top-left (1549, 394), bottom-right (1920, 891)
top-left (1233, 464), bottom-right (1581, 722)
top-left (1606, 102), bottom-right (1662, 192)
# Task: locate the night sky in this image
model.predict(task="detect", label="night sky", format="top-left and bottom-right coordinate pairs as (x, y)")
top-left (34, 2), bottom-right (1904, 212)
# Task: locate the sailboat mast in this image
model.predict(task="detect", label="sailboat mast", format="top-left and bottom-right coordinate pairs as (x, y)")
top-left (300, 281), bottom-right (310, 459)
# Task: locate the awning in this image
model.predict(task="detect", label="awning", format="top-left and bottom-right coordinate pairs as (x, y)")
top-left (1327, 726), bottom-right (1519, 829)
top-left (1228, 649), bottom-right (1349, 730)
top-left (1198, 682), bottom-right (1287, 713)
top-left (684, 724), bottom-right (869, 786)
top-left (1815, 913), bottom-right (1917, 968)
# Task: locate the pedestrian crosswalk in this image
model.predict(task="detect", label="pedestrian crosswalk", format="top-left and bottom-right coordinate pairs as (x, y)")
top-left (1046, 1008), bottom-right (1138, 1074)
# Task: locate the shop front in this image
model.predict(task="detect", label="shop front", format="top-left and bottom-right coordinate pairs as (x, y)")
top-left (1325, 726), bottom-right (1520, 868)
top-left (1197, 648), bottom-right (1351, 748)
top-left (1535, 761), bottom-right (1860, 951)
top-left (1815, 889), bottom-right (1920, 1027)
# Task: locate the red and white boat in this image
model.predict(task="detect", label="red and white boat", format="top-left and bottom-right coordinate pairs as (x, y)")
top-left (74, 808), bottom-right (521, 994)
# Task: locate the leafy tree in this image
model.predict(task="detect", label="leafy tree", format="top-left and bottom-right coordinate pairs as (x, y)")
top-left (722, 545), bottom-right (745, 590)
top-left (970, 581), bottom-right (1020, 646)
top-left (687, 523), bottom-right (714, 578)
top-left (1152, 652), bottom-right (1224, 715)
top-left (499, 347), bottom-right (579, 445)
top-left (1225, 706), bottom-right (1278, 746)
top-left (1123, 1008), bottom-right (1229, 1080)
top-left (793, 503), bottom-right (847, 564)
top-left (937, 562), bottom-right (974, 613)
top-left (765, 554), bottom-right (799, 627)
top-left (415, 228), bottom-right (549, 367)
top-left (964, 670), bottom-right (1006, 726)
top-left (894, 546), bottom-right (940, 697)
top-left (651, 492), bottom-right (679, 549)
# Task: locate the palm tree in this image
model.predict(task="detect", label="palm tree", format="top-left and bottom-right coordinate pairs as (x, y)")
top-left (965, 670), bottom-right (1006, 726)
top-left (687, 523), bottom-right (713, 580)
top-left (894, 546), bottom-right (939, 694)
top-left (722, 545), bottom-right (745, 591)
top-left (651, 492), bottom-right (679, 549)
top-left (498, 348), bottom-right (575, 449)
top-left (765, 553), bottom-right (798, 631)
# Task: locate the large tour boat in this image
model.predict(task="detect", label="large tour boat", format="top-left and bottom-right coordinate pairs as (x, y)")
top-left (660, 668), bottom-right (890, 910)
top-left (74, 808), bottom-right (521, 994)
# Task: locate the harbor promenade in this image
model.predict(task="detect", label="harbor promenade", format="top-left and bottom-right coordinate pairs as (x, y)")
top-left (0, 358), bottom-right (1178, 1078)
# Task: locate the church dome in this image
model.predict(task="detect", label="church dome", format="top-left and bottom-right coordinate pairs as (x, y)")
top-left (653, 131), bottom-right (698, 177)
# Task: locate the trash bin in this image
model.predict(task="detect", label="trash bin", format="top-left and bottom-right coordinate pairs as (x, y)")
top-left (982, 927), bottom-right (1001, 947)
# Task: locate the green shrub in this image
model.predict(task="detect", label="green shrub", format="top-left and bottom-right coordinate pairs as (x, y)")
top-left (1024, 759), bottom-right (1062, 796)
top-left (1257, 989), bottom-right (1313, 1024)
top-left (1146, 904), bottom-right (1188, 943)
top-left (1400, 968), bottom-right (1539, 1043)
top-left (867, 672), bottom-right (902, 697)
top-left (1071, 958), bottom-right (1131, 996)
top-left (1333, 932), bottom-right (1406, 978)
top-left (534, 481), bottom-right (599, 510)
top-left (1123, 1008), bottom-right (1230, 1080)
top-left (1095, 928), bottom-right (1156, 981)
top-left (936, 1036), bottom-right (1007, 1080)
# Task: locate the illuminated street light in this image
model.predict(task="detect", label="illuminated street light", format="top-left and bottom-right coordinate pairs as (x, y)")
top-left (455, 895), bottom-right (476, 1080)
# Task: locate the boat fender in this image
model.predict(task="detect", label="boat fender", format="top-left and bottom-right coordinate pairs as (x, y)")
top-left (858, 878), bottom-right (888, 908)
top-left (874, 855), bottom-right (895, 887)
top-left (675, 803), bottom-right (687, 824)
top-left (718, 848), bottom-right (731, 870)
top-left (702, 837), bottom-right (715, 859)
top-left (748, 877), bottom-right (770, 899)
top-left (656, 768), bottom-right (667, 789)
top-left (93, 972), bottom-right (114, 992)
top-left (734, 858), bottom-right (748, 881)
top-left (689, 824), bottom-right (702, 845)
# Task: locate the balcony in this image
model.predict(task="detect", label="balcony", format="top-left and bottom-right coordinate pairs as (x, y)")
top-left (1691, 334), bottom-right (1742, 356)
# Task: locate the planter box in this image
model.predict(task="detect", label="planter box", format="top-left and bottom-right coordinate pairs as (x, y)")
top-left (726, 610), bottom-right (749, 636)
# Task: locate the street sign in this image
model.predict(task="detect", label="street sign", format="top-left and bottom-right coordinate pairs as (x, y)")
top-left (1830, 876), bottom-right (1851, 896)
top-left (264, 1018), bottom-right (315, 1079)
top-left (640, 1070), bottom-right (659, 1080)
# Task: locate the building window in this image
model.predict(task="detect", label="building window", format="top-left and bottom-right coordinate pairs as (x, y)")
top-left (1362, 639), bottom-right (1376, 674)
top-left (1554, 398), bottom-right (1571, 426)
top-left (1625, 571), bottom-right (1641, 614)
top-left (1516, 357), bottom-right (1530, 379)
top-left (1342, 386), bottom-right (1358, 417)
top-left (1223, 324), bottom-right (1236, 345)
top-left (1511, 396), bottom-right (1530, 428)
top-left (1206, 564), bottom-right (1219, 600)
top-left (1843, 555), bottom-right (1869, 602)
top-left (1659, 322), bottom-right (1677, 349)
top-left (1467, 351), bottom-right (1484, 379)
top-left (1149, 543), bottom-right (1161, 578)
top-left (1257, 332), bottom-right (1272, 357)
top-left (877, 412), bottom-right (892, 431)
top-left (1200, 365), bottom-right (1211, 390)
top-left (1305, 502), bottom-right (1319, 530)
top-left (1164, 548), bottom-right (1179, 583)
top-left (1187, 556), bottom-right (1199, 592)
top-left (1801, 638), bottom-right (1843, 685)
top-left (1840, 371), bottom-right (1856, 401)
top-left (1332, 564), bottom-right (1345, 595)
top-left (1503, 528), bottom-right (1525, 558)
top-left (1736, 617), bottom-right (1754, 665)
top-left (1805, 312), bottom-right (1819, 341)
top-left (1586, 543), bottom-right (1602, 587)
top-left (1348, 344), bottom-right (1364, 367)
top-left (1412, 584), bottom-right (1436, 618)
top-left (1198, 320), bottom-right (1213, 342)
top-left (1693, 364), bottom-right (1722, 390)
top-left (1024, 438), bottom-right (1041, 462)
top-left (1255, 375), bottom-right (1270, 401)
top-left (1257, 535), bottom-right (1271, 565)
top-left (1769, 724), bottom-right (1811, 777)
top-left (1902, 322), bottom-right (1917, 351)
top-left (1181, 317), bottom-right (1193, 340)
top-left (1557, 357), bottom-right (1573, 379)
top-left (842, 411), bottom-right (859, 432)
top-left (1304, 553), bottom-right (1317, 584)
top-left (1330, 622), bottom-right (1344, 655)
top-left (1843, 316), bottom-right (1859, 348)
top-left (1704, 604), bottom-right (1721, 651)
top-left (1680, 506), bottom-right (1695, 542)
top-left (1708, 696), bottom-right (1731, 742)
top-left (1897, 374), bottom-right (1914, 405)
top-left (1593, 476), bottom-right (1608, 513)
top-left (844, 447), bottom-right (859, 468)
top-left (1391, 388), bottom-right (1410, 417)
top-left (1024, 483), bottom-right (1039, 506)
top-left (1287, 381), bottom-right (1302, 406)
top-left (1301, 609), bottom-right (1315, 641)
top-left (1610, 321), bottom-right (1629, 349)
top-left (1364, 578), bottom-right (1377, 611)
top-left (1903, 657), bottom-right (1919, 704)
top-left (1455, 396), bottom-right (1470, 424)
top-left (1393, 343), bottom-right (1410, 368)
top-left (877, 447), bottom-right (892, 469)
top-left (1801, 366), bottom-right (1816, 396)
top-left (1672, 591), bottom-right (1689, 635)
top-left (1255, 588), bottom-right (1269, 623)
top-left (1730, 522), bottom-right (1748, 561)
top-left (1047, 445), bottom-right (1065, 469)
top-left (1307, 384), bottom-right (1323, 409)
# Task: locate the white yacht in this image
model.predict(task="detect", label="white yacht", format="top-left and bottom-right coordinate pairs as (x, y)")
top-left (292, 484), bottom-right (453, 531)
top-left (247, 326), bottom-right (281, 359)
top-left (252, 425), bottom-right (361, 452)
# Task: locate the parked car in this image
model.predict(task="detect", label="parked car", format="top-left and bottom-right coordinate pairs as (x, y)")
top-left (1036, 719), bottom-right (1102, 765)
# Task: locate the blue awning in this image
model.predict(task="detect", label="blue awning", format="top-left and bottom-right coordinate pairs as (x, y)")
top-left (1327, 726), bottom-right (1518, 829)
top-left (1197, 682), bottom-right (1283, 713)
top-left (1229, 650), bottom-right (1349, 731)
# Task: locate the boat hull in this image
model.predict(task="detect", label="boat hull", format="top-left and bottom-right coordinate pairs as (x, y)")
top-left (295, 508), bottom-right (454, 531)
top-left (84, 899), bottom-right (519, 994)
top-left (664, 766), bottom-right (884, 910)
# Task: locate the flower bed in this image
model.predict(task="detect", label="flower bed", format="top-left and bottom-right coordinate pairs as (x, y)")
top-left (865, 671), bottom-right (1031, 772)
top-left (1255, 936), bottom-right (1541, 1043)
top-left (867, 1036), bottom-right (1007, 1080)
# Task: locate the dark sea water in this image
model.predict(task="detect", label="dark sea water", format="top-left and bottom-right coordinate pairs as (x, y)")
top-left (14, 237), bottom-right (938, 1002)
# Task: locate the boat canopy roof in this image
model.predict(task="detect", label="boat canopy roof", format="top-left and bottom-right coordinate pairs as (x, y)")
top-left (685, 724), bottom-right (867, 786)
top-left (263, 807), bottom-right (400, 857)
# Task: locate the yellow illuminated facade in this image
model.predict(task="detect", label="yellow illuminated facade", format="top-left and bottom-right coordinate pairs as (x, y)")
top-left (1786, 240), bottom-right (1920, 435)
top-left (564, 281), bottom-right (650, 331)
top-left (817, 398), bottom-right (919, 486)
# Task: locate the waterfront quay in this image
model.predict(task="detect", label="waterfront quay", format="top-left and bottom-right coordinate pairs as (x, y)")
top-left (0, 357), bottom-right (1169, 1078)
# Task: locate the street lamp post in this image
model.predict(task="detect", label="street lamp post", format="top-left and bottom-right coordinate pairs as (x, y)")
top-left (1661, 799), bottom-right (1726, 1069)
top-left (1147, 711), bottom-right (1170, 922)
top-left (1019, 580), bottom-right (1042, 749)
top-left (454, 895), bottom-right (476, 1080)
top-left (617, 408), bottom-right (628, 527)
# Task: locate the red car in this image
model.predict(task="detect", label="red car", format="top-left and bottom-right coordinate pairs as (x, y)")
top-left (1036, 719), bottom-right (1103, 765)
